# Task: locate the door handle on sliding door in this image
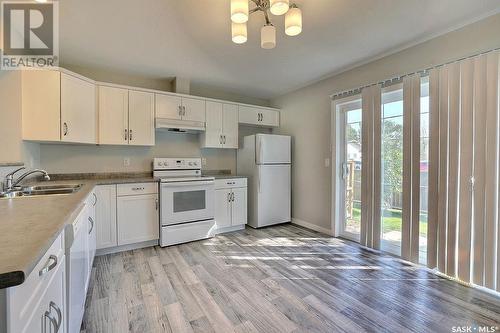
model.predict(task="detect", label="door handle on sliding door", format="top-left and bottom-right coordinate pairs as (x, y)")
top-left (341, 162), bottom-right (350, 180)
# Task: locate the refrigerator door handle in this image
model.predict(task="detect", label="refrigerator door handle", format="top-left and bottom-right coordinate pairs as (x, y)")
top-left (256, 137), bottom-right (262, 164)
top-left (258, 169), bottom-right (261, 193)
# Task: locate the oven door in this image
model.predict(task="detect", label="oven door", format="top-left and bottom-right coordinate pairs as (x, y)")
top-left (160, 180), bottom-right (215, 226)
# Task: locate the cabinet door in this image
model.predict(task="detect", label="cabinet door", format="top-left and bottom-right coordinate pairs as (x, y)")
top-left (22, 70), bottom-right (61, 141)
top-left (215, 189), bottom-right (232, 229)
top-left (231, 187), bottom-right (247, 226)
top-left (238, 105), bottom-right (260, 125)
top-left (98, 86), bottom-right (129, 145)
top-left (155, 93), bottom-right (182, 120)
top-left (128, 90), bottom-right (155, 146)
top-left (61, 73), bottom-right (97, 144)
top-left (223, 103), bottom-right (239, 149)
top-left (182, 97), bottom-right (206, 123)
top-left (117, 194), bottom-right (159, 246)
top-left (203, 101), bottom-right (223, 148)
top-left (259, 108), bottom-right (280, 127)
top-left (95, 185), bottom-right (117, 250)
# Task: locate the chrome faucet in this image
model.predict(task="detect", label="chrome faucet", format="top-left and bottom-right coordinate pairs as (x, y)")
top-left (4, 167), bottom-right (50, 192)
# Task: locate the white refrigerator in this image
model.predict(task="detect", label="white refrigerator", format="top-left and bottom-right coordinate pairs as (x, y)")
top-left (237, 134), bottom-right (291, 228)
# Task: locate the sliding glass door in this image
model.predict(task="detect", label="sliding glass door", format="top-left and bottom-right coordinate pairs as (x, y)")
top-left (336, 98), bottom-right (362, 241)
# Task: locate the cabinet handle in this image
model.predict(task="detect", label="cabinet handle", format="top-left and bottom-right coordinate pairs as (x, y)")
top-left (49, 301), bottom-right (62, 332)
top-left (88, 216), bottom-right (94, 234)
top-left (228, 192), bottom-right (231, 202)
top-left (124, 129), bottom-right (128, 141)
top-left (260, 113), bottom-right (264, 122)
top-left (63, 122), bottom-right (68, 136)
top-left (129, 129), bottom-right (133, 141)
top-left (44, 310), bottom-right (59, 333)
top-left (223, 135), bottom-right (226, 144)
top-left (39, 255), bottom-right (57, 276)
top-left (155, 198), bottom-right (159, 211)
top-left (92, 193), bottom-right (97, 206)
top-left (178, 105), bottom-right (182, 116)
top-left (219, 135), bottom-right (222, 145)
top-left (183, 106), bottom-right (186, 116)
top-left (231, 192), bottom-right (235, 202)
top-left (132, 187), bottom-right (145, 191)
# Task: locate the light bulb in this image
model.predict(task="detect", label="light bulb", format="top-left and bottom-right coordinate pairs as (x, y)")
top-left (285, 6), bottom-right (302, 36)
top-left (270, 0), bottom-right (289, 16)
top-left (232, 22), bottom-right (247, 44)
top-left (261, 24), bottom-right (276, 49)
top-left (231, 0), bottom-right (249, 23)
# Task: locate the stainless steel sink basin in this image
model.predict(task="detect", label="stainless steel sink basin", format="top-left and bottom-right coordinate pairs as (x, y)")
top-left (0, 184), bottom-right (83, 199)
top-left (22, 184), bottom-right (82, 192)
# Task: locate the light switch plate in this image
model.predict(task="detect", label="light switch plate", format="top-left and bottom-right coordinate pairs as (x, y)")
top-left (123, 158), bottom-right (131, 167)
top-left (324, 158), bottom-right (330, 168)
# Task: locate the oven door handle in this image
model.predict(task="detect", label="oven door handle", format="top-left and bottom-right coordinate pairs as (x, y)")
top-left (161, 180), bottom-right (215, 187)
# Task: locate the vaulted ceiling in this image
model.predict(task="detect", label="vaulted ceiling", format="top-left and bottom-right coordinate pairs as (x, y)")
top-left (59, 0), bottom-right (500, 99)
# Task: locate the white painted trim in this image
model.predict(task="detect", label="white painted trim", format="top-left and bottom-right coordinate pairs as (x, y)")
top-left (292, 218), bottom-right (334, 236)
top-left (215, 225), bottom-right (245, 235)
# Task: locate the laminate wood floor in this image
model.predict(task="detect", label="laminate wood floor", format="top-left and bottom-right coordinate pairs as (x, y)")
top-left (81, 224), bottom-right (500, 333)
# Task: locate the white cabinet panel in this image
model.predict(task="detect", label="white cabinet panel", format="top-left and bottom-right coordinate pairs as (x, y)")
top-left (98, 86), bottom-right (129, 145)
top-left (156, 93), bottom-right (182, 120)
top-left (117, 194), bottom-right (159, 246)
top-left (61, 73), bottom-right (97, 144)
top-left (128, 90), bottom-right (155, 146)
top-left (22, 70), bottom-right (61, 141)
top-left (223, 104), bottom-right (239, 149)
top-left (231, 187), bottom-right (247, 226)
top-left (182, 97), bottom-right (206, 123)
top-left (215, 189), bottom-right (231, 228)
top-left (86, 192), bottom-right (97, 281)
top-left (239, 105), bottom-right (279, 127)
top-left (95, 185), bottom-right (117, 250)
top-left (202, 101), bottom-right (223, 148)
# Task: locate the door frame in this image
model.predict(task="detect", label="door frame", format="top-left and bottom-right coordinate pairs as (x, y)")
top-left (331, 95), bottom-right (362, 242)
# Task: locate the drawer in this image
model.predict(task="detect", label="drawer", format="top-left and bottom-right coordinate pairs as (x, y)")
top-left (215, 178), bottom-right (247, 189)
top-left (7, 231), bottom-right (65, 332)
top-left (117, 182), bottom-right (158, 196)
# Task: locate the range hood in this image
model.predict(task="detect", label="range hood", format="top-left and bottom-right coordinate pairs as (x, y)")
top-left (155, 118), bottom-right (205, 133)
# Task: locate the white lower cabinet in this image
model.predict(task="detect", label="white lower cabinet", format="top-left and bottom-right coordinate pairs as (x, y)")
top-left (117, 192), bottom-right (159, 245)
top-left (5, 232), bottom-right (66, 333)
top-left (95, 185), bottom-right (117, 250)
top-left (95, 183), bottom-right (159, 250)
top-left (215, 178), bottom-right (247, 232)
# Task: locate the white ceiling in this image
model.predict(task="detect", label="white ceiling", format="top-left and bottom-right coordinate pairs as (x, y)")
top-left (59, 0), bottom-right (500, 99)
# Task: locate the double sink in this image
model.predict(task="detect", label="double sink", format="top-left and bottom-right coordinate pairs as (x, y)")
top-left (0, 184), bottom-right (83, 199)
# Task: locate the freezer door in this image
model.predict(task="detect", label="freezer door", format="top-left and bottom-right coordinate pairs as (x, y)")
top-left (257, 165), bottom-right (291, 227)
top-left (256, 134), bottom-right (291, 164)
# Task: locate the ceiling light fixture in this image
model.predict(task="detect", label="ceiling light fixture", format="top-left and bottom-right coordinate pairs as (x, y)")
top-left (230, 0), bottom-right (302, 49)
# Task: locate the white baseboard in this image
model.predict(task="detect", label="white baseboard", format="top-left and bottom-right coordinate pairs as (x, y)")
top-left (96, 239), bottom-right (159, 256)
top-left (291, 218), bottom-right (334, 236)
top-left (216, 224), bottom-right (245, 235)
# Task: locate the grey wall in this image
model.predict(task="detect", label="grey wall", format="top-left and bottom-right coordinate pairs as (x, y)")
top-left (271, 14), bottom-right (500, 232)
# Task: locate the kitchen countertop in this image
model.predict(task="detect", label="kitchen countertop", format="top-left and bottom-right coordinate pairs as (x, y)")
top-left (210, 175), bottom-right (248, 180)
top-left (0, 175), bottom-right (158, 289)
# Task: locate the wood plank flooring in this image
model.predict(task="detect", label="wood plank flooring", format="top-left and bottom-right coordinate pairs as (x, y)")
top-left (81, 224), bottom-right (500, 333)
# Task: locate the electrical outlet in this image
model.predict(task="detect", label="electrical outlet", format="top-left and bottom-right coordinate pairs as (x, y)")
top-left (201, 158), bottom-right (207, 166)
top-left (123, 158), bottom-right (131, 167)
top-left (324, 158), bottom-right (330, 168)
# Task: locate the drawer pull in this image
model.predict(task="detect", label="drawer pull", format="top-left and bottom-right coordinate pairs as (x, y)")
top-left (39, 255), bottom-right (57, 276)
top-left (49, 301), bottom-right (62, 332)
top-left (44, 310), bottom-right (59, 333)
top-left (132, 187), bottom-right (145, 191)
top-left (88, 216), bottom-right (95, 234)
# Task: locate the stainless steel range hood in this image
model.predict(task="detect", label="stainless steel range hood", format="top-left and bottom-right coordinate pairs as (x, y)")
top-left (155, 118), bottom-right (205, 133)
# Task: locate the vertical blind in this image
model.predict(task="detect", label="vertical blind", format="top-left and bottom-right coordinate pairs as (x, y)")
top-left (352, 50), bottom-right (500, 293)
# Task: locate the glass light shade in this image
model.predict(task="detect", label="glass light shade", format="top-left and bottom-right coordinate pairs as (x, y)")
top-left (285, 7), bottom-right (302, 36)
top-left (231, 0), bottom-right (249, 23)
top-left (261, 25), bottom-right (276, 49)
top-left (232, 22), bottom-right (247, 44)
top-left (270, 0), bottom-right (289, 16)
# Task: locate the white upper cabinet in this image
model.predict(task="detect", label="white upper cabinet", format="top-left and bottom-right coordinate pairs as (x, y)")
top-left (61, 73), bottom-right (97, 144)
top-left (22, 70), bottom-right (61, 142)
top-left (128, 90), bottom-right (155, 146)
top-left (155, 93), bottom-right (206, 123)
top-left (182, 97), bottom-right (206, 123)
top-left (98, 86), bottom-right (129, 145)
top-left (155, 94), bottom-right (182, 120)
top-left (239, 105), bottom-right (280, 127)
top-left (201, 101), bottom-right (239, 149)
top-left (223, 103), bottom-right (239, 148)
top-left (98, 86), bottom-right (155, 146)
top-left (22, 69), bottom-right (98, 143)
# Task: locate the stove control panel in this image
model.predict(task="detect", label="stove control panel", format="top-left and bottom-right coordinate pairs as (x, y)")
top-left (154, 158), bottom-right (201, 170)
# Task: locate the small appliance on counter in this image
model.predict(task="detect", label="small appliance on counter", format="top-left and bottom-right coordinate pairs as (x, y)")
top-left (237, 134), bottom-right (292, 228)
top-left (153, 158), bottom-right (216, 247)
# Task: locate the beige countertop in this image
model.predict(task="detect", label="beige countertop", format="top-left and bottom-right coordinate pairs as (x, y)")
top-left (0, 176), bottom-right (158, 289)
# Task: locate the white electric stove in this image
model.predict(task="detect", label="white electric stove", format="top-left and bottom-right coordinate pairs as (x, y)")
top-left (153, 158), bottom-right (216, 247)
